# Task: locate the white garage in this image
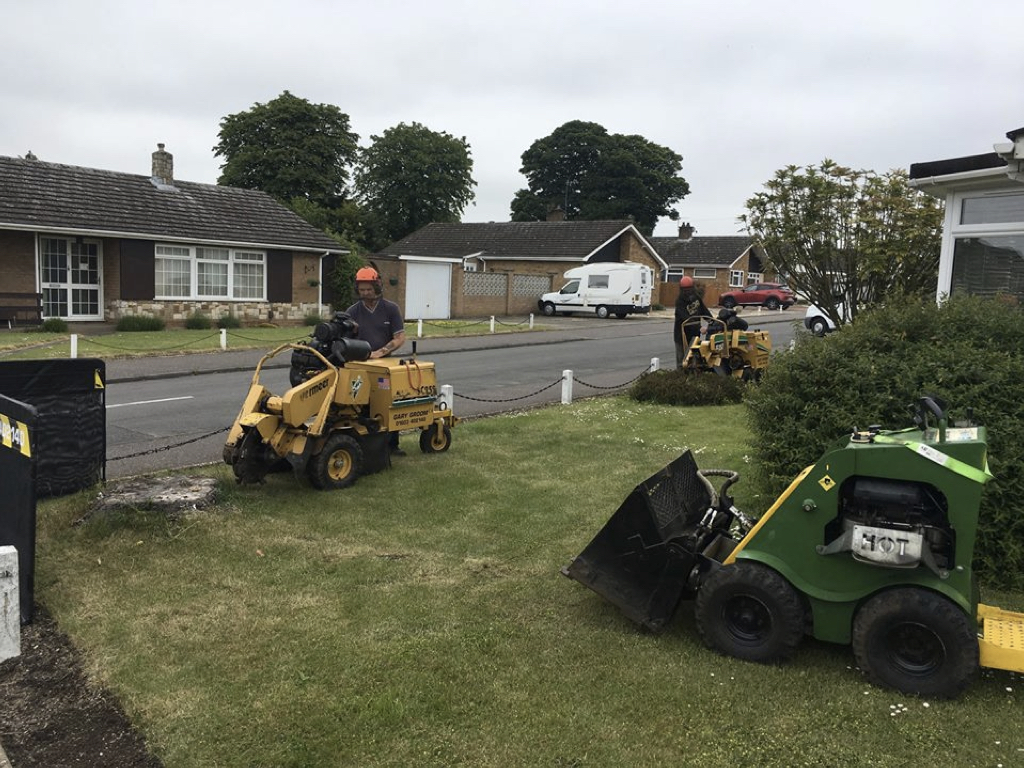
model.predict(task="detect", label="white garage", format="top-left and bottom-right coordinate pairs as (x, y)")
top-left (403, 258), bottom-right (455, 319)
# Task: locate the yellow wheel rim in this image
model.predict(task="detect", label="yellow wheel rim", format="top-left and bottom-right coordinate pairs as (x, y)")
top-left (327, 449), bottom-right (353, 481)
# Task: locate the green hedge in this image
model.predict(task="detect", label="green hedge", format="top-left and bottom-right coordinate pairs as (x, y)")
top-left (116, 315), bottom-right (165, 332)
top-left (744, 295), bottom-right (1024, 589)
top-left (629, 369), bottom-right (745, 406)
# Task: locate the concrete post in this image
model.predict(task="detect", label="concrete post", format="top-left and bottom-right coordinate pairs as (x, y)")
top-left (220, 328), bottom-right (227, 350)
top-left (490, 316), bottom-right (496, 333)
top-left (650, 357), bottom-right (660, 371)
top-left (70, 333), bottom-right (78, 358)
top-left (0, 546), bottom-right (19, 662)
top-left (417, 319), bottom-right (423, 338)
top-left (561, 369), bottom-right (573, 404)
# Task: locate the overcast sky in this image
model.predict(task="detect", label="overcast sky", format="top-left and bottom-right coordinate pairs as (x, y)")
top-left (3, 0), bottom-right (1022, 237)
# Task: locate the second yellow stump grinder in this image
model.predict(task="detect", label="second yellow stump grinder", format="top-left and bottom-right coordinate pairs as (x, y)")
top-left (224, 312), bottom-right (455, 490)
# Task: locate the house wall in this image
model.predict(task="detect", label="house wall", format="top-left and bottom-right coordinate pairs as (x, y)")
top-left (618, 236), bottom-right (661, 272)
top-left (0, 231), bottom-right (37, 291)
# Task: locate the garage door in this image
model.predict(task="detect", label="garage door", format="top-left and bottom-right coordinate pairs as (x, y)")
top-left (404, 261), bottom-right (452, 319)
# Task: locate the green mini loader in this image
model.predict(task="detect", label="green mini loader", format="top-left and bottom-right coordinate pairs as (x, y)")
top-left (562, 397), bottom-right (1024, 698)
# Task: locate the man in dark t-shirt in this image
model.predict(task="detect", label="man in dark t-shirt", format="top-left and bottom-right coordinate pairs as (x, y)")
top-left (346, 266), bottom-right (408, 454)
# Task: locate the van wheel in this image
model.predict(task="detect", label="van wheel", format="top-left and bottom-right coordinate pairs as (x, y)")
top-left (595, 305), bottom-right (610, 319)
top-left (541, 302), bottom-right (556, 317)
top-left (810, 317), bottom-right (828, 336)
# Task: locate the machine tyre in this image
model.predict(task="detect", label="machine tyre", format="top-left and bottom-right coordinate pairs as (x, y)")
top-left (721, 297), bottom-right (737, 309)
top-left (309, 432), bottom-right (363, 490)
top-left (852, 588), bottom-right (978, 698)
top-left (809, 317), bottom-right (829, 336)
top-left (764, 297), bottom-right (780, 310)
top-left (541, 302), bottom-right (556, 317)
top-left (419, 424), bottom-right (452, 453)
top-left (595, 305), bottom-right (610, 319)
top-left (695, 562), bottom-right (804, 663)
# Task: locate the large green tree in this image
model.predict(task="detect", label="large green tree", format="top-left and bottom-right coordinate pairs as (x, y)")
top-left (510, 120), bottom-right (690, 235)
top-left (741, 160), bottom-right (943, 326)
top-left (213, 91), bottom-right (360, 209)
top-left (354, 121), bottom-right (476, 246)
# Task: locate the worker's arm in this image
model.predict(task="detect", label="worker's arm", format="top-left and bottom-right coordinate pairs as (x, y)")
top-left (371, 329), bottom-right (406, 358)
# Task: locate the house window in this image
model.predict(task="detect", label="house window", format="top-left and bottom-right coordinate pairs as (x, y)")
top-left (155, 243), bottom-right (266, 300)
top-left (729, 270), bottom-right (744, 287)
top-left (39, 236), bottom-right (102, 320)
top-left (948, 190), bottom-right (1024, 301)
top-left (747, 272), bottom-right (763, 284)
top-left (694, 268), bottom-right (716, 280)
top-left (666, 267), bottom-right (684, 282)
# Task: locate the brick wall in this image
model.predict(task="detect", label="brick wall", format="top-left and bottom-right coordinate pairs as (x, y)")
top-left (108, 299), bottom-right (329, 326)
top-left (0, 231), bottom-right (37, 291)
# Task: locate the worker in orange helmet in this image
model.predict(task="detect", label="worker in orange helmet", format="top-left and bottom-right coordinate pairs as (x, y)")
top-left (347, 265), bottom-right (408, 454)
top-left (674, 275), bottom-right (709, 369)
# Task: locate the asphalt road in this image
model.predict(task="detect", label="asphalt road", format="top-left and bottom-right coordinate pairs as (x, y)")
top-left (103, 310), bottom-right (802, 479)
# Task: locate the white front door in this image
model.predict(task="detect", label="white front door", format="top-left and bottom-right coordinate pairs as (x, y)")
top-left (39, 236), bottom-right (103, 320)
top-left (405, 261), bottom-right (451, 320)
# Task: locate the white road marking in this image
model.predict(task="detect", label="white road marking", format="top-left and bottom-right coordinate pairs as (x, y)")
top-left (106, 396), bottom-right (195, 409)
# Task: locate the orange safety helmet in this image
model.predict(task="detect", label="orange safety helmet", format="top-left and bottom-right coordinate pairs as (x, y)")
top-left (355, 266), bottom-right (383, 296)
top-left (679, 275), bottom-right (694, 289)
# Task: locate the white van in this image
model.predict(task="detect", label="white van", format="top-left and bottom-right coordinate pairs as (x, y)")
top-left (538, 262), bottom-right (653, 319)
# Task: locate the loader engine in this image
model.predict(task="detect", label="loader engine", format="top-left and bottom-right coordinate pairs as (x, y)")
top-left (821, 477), bottom-right (955, 576)
top-left (289, 311), bottom-right (371, 386)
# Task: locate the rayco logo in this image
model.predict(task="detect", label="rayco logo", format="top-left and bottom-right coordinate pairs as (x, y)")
top-left (300, 378), bottom-right (330, 399)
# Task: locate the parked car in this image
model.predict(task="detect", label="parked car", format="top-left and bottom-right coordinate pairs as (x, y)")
top-left (719, 283), bottom-right (796, 310)
top-left (804, 302), bottom-right (851, 336)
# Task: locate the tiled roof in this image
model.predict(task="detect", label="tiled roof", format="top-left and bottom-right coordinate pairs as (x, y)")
top-left (379, 220), bottom-right (645, 260)
top-left (648, 235), bottom-right (754, 267)
top-left (0, 155), bottom-right (342, 252)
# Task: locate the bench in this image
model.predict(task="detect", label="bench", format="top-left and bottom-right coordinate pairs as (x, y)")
top-left (0, 293), bottom-right (44, 328)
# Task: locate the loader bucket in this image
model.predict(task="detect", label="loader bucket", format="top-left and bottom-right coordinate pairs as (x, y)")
top-left (562, 451), bottom-right (712, 631)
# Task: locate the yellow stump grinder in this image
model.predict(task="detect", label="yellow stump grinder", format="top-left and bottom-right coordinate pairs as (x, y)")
top-left (224, 312), bottom-right (455, 490)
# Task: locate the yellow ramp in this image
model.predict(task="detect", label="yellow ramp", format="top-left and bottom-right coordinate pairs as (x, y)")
top-left (978, 604), bottom-right (1024, 673)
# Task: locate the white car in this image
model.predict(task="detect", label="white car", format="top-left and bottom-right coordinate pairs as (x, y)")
top-left (804, 304), bottom-right (840, 336)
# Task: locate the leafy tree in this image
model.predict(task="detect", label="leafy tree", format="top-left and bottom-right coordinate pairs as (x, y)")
top-left (354, 121), bottom-right (476, 245)
top-left (213, 91), bottom-right (359, 208)
top-left (510, 120), bottom-right (690, 235)
top-left (741, 160), bottom-right (943, 326)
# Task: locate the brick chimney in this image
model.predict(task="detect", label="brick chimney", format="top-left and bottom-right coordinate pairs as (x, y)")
top-left (152, 143), bottom-right (173, 183)
top-left (546, 206), bottom-right (566, 222)
top-left (678, 222), bottom-right (695, 240)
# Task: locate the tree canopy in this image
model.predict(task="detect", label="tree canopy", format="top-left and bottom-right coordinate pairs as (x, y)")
top-left (213, 91), bottom-right (359, 209)
top-left (741, 160), bottom-right (943, 325)
top-left (510, 120), bottom-right (690, 235)
top-left (354, 122), bottom-right (476, 246)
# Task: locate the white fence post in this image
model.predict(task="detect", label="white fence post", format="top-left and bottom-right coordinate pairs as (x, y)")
top-left (220, 328), bottom-right (227, 350)
top-left (70, 333), bottom-right (78, 359)
top-left (439, 384), bottom-right (454, 414)
top-left (650, 357), bottom-right (660, 372)
top-left (0, 546), bottom-right (20, 662)
top-left (529, 313), bottom-right (534, 330)
top-left (417, 319), bottom-right (423, 338)
top-left (490, 316), bottom-right (496, 333)
top-left (561, 369), bottom-right (573, 404)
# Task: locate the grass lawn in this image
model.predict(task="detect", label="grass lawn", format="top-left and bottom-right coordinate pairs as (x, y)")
top-left (0, 318), bottom-right (544, 361)
top-left (35, 398), bottom-right (1023, 767)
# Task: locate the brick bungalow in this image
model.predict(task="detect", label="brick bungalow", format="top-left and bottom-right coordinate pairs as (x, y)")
top-left (0, 146), bottom-right (345, 326)
top-left (648, 223), bottom-right (779, 306)
top-left (375, 220), bottom-right (667, 319)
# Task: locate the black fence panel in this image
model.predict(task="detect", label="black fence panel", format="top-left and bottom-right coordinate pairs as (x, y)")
top-left (0, 359), bottom-right (106, 497)
top-left (0, 394), bottom-right (37, 623)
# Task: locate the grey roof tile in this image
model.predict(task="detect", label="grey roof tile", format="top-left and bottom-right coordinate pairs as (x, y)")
top-left (648, 235), bottom-right (754, 267)
top-left (0, 155), bottom-right (341, 252)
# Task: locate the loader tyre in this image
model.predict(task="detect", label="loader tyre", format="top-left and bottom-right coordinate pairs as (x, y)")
top-left (852, 587), bottom-right (978, 698)
top-left (420, 424), bottom-right (452, 453)
top-left (309, 433), bottom-right (363, 490)
top-left (695, 562), bottom-right (804, 663)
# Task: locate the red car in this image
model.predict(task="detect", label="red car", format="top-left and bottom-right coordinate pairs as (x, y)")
top-left (719, 283), bottom-right (795, 311)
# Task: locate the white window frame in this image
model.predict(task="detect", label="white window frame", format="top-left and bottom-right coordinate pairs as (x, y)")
top-left (155, 243), bottom-right (267, 301)
top-left (666, 267), bottom-right (684, 282)
top-left (38, 235), bottom-right (104, 320)
top-left (729, 270), bottom-right (744, 287)
top-left (747, 272), bottom-right (763, 285)
top-left (694, 267), bottom-right (716, 280)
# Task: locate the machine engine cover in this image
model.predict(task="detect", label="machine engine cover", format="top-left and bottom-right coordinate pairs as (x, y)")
top-left (851, 524), bottom-right (924, 568)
